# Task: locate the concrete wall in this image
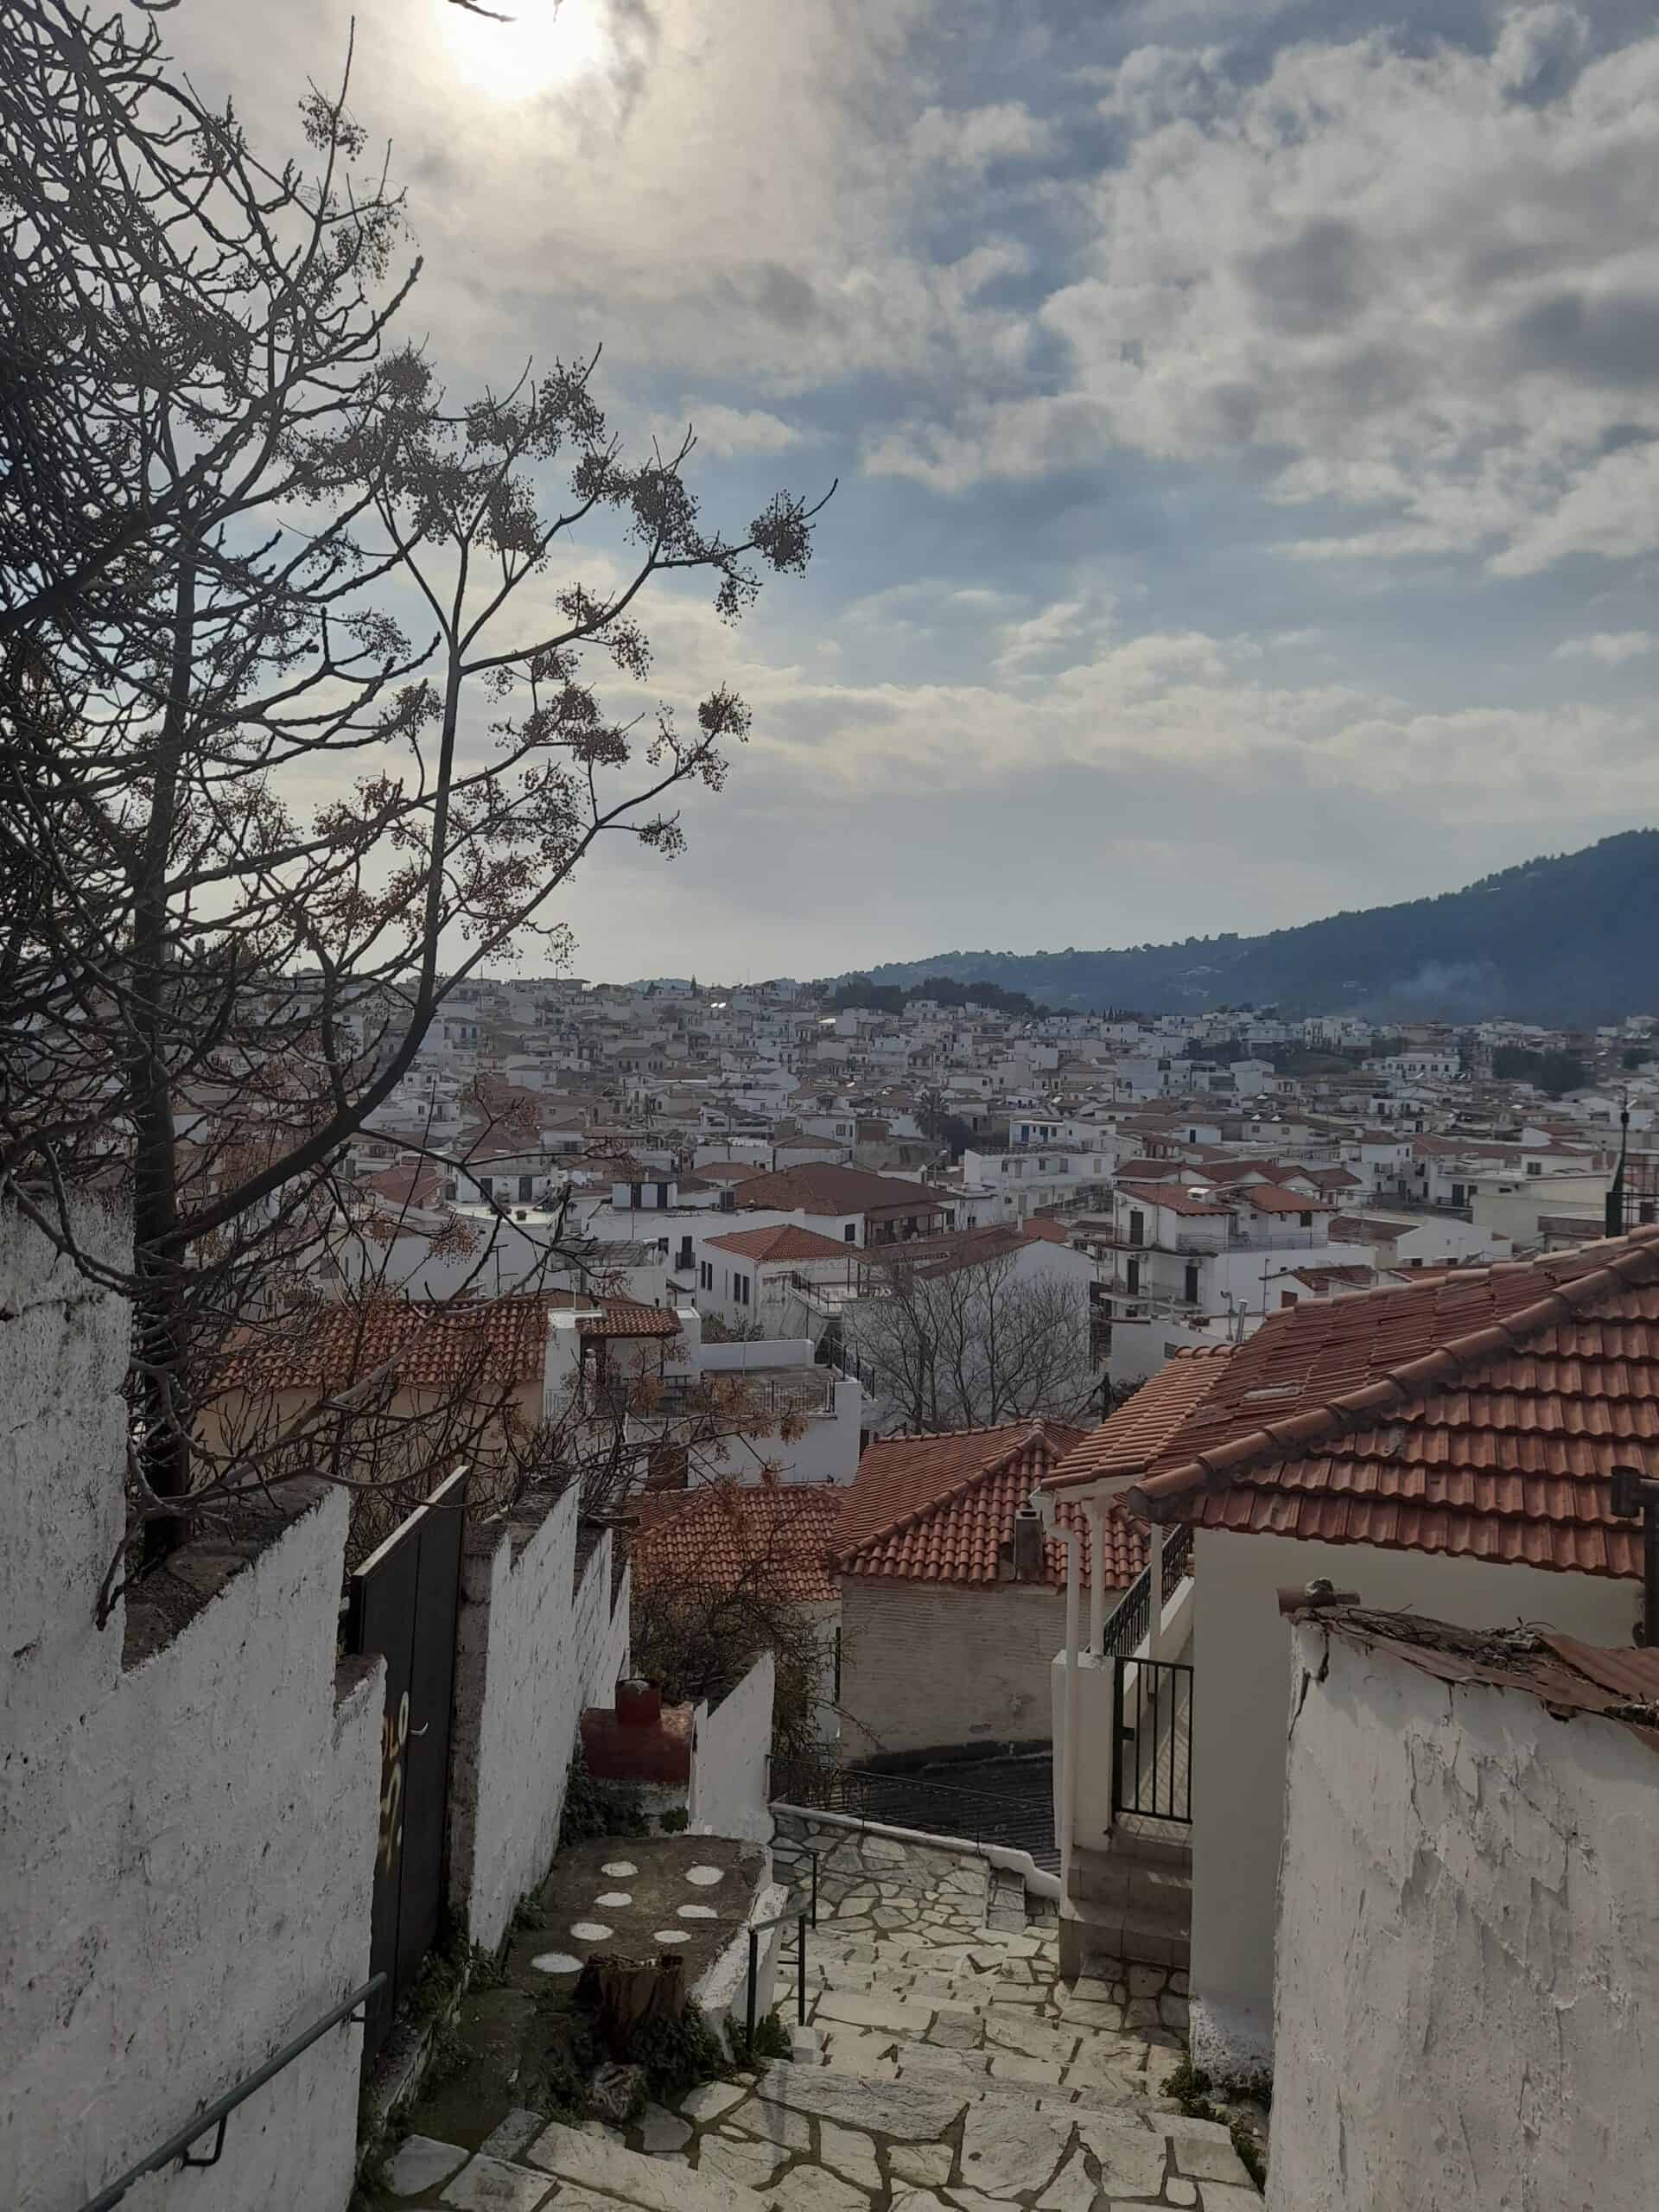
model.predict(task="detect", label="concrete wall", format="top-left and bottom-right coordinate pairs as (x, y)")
top-left (1269, 1622), bottom-right (1659, 2212)
top-left (448, 1486), bottom-right (631, 1950)
top-left (0, 1201), bottom-right (381, 2212)
top-left (1185, 1526), bottom-right (1636, 2077)
top-left (690, 1650), bottom-right (776, 1844)
top-left (841, 1580), bottom-right (1069, 1758)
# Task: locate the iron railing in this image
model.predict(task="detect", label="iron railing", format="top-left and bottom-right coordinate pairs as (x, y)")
top-left (1111, 1656), bottom-right (1193, 1823)
top-left (771, 1756), bottom-right (1057, 1864)
top-left (74, 1976), bottom-right (385, 2212)
top-left (1098, 1524), bottom-right (1193, 1658)
top-left (743, 1850), bottom-right (817, 2044)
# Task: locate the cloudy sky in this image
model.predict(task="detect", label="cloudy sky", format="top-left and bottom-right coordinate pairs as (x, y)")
top-left (175, 0), bottom-right (1659, 980)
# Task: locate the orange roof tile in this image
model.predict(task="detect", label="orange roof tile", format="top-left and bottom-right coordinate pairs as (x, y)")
top-left (836, 1421), bottom-right (1141, 1589)
top-left (1122, 1225), bottom-right (1659, 1580)
top-left (704, 1224), bottom-right (855, 1264)
top-left (1115, 1180), bottom-right (1231, 1217)
top-left (734, 1162), bottom-right (951, 1218)
top-left (630, 1481), bottom-right (843, 1605)
top-left (1041, 1351), bottom-right (1234, 1495)
top-left (1234, 1185), bottom-right (1336, 1215)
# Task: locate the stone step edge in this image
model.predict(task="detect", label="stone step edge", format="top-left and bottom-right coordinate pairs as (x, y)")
top-left (753, 2056), bottom-right (1234, 2148)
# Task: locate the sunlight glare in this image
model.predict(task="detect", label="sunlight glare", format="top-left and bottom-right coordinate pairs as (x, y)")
top-left (437, 0), bottom-right (610, 101)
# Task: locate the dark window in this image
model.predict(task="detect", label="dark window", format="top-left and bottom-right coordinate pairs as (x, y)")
top-left (1183, 1262), bottom-right (1199, 1304)
top-left (698, 1261), bottom-right (713, 1291)
top-left (656, 1181), bottom-right (671, 1208)
top-left (1128, 1209), bottom-right (1145, 1247)
top-left (477, 1176), bottom-right (493, 1198)
top-left (843, 1224), bottom-right (857, 1243)
top-left (1299, 1211), bottom-right (1313, 1228)
top-left (736, 1274), bottom-right (750, 1306)
top-left (1126, 1257), bottom-right (1141, 1296)
top-left (518, 1174), bottom-right (533, 1203)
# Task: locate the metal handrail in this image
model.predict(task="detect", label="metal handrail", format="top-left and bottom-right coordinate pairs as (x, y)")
top-left (771, 1758), bottom-right (1055, 1860)
top-left (74, 1975), bottom-right (385, 2212)
top-left (743, 1851), bottom-right (817, 2044)
top-left (1099, 1524), bottom-right (1193, 1658)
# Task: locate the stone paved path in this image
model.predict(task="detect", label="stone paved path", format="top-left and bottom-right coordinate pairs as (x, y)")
top-left (382, 1823), bottom-right (1261, 2210)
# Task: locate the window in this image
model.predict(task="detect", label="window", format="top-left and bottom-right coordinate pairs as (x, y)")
top-left (1299, 1211), bottom-right (1313, 1229)
top-left (518, 1174), bottom-right (533, 1203)
top-left (699, 1261), bottom-right (713, 1291)
top-left (735, 1274), bottom-right (750, 1306)
top-left (1128, 1209), bottom-right (1145, 1248)
top-left (1281, 1290), bottom-right (1300, 1309)
top-left (1526, 1160), bottom-right (1541, 1177)
top-left (1126, 1256), bottom-right (1141, 1296)
top-left (656, 1180), bottom-right (671, 1208)
top-left (844, 1223), bottom-right (857, 1243)
top-left (477, 1175), bottom-right (493, 1198)
top-left (1183, 1262), bottom-right (1199, 1305)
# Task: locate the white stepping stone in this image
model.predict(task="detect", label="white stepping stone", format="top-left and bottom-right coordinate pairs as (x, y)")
top-left (652, 1929), bottom-right (691, 1944)
top-left (595, 1891), bottom-right (633, 1908)
top-left (685, 1864), bottom-right (726, 1886)
top-left (601, 1860), bottom-right (639, 1878)
top-left (677, 1903), bottom-right (718, 1919)
top-left (570, 1922), bottom-right (613, 1942)
top-left (386, 2134), bottom-right (466, 2196)
top-left (531, 1951), bottom-right (583, 1975)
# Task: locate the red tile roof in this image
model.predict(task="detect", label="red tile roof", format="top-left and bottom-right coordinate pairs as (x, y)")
top-left (1234, 1184), bottom-right (1336, 1215)
top-left (1122, 1225), bottom-right (1659, 1579)
top-left (1115, 1180), bottom-right (1231, 1217)
top-left (1020, 1217), bottom-right (1072, 1245)
top-left (704, 1224), bottom-right (855, 1264)
top-left (836, 1421), bottom-right (1141, 1589)
top-left (734, 1162), bottom-right (950, 1218)
top-left (1041, 1351), bottom-right (1234, 1495)
top-left (699, 1160), bottom-right (765, 1184)
top-left (630, 1481), bottom-right (843, 1605)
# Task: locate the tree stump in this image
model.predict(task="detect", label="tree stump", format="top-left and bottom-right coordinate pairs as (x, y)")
top-left (576, 1950), bottom-right (687, 2055)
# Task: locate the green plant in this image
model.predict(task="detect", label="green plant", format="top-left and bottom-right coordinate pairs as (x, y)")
top-left (628, 2003), bottom-right (728, 2101)
top-left (559, 1749), bottom-right (652, 1846)
top-left (658, 1807), bottom-right (690, 1834)
top-left (725, 2011), bottom-right (792, 2069)
top-left (523, 2012), bottom-right (600, 2122)
top-left (468, 1939), bottom-right (511, 1990)
top-left (1163, 2059), bottom-right (1215, 2117)
top-left (1231, 2118), bottom-right (1268, 2190)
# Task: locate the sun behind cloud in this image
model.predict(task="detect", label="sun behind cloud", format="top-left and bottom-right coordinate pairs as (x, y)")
top-left (435, 0), bottom-right (611, 100)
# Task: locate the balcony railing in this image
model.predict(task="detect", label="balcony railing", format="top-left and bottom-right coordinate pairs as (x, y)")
top-left (1098, 1524), bottom-right (1193, 1658)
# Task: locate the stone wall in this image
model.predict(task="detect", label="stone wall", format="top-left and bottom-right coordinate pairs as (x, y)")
top-left (840, 1580), bottom-right (1065, 1758)
top-left (1268, 1618), bottom-right (1659, 2212)
top-left (690, 1649), bottom-right (775, 1844)
top-left (0, 1201), bottom-right (382, 2212)
top-left (448, 1488), bottom-right (631, 1951)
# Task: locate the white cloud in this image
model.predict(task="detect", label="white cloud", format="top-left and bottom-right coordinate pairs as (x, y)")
top-left (869, 12), bottom-right (1659, 576)
top-left (650, 403), bottom-right (807, 459)
top-left (1551, 630), bottom-right (1658, 664)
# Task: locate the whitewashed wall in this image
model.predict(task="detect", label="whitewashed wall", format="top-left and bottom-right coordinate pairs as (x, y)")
top-left (0, 1201), bottom-right (381, 2212)
top-left (1184, 1526), bottom-right (1636, 2079)
top-left (690, 1651), bottom-right (776, 1843)
top-left (1269, 1620), bottom-right (1659, 2212)
top-left (448, 1486), bottom-right (630, 1950)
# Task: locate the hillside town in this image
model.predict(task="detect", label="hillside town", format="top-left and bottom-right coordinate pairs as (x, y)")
top-left (10, 2), bottom-right (1659, 2209)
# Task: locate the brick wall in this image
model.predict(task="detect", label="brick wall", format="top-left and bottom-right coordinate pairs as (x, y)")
top-left (839, 1578), bottom-right (1067, 1758)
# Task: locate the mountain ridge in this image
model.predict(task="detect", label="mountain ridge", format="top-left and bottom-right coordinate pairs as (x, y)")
top-left (845, 830), bottom-right (1659, 1023)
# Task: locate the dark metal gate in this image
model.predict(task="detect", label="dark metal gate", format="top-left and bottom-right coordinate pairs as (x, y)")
top-left (345, 1465), bottom-right (467, 2067)
top-left (1111, 1656), bottom-right (1194, 1824)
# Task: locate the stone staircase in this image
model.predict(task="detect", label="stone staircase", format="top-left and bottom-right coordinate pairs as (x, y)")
top-left (1061, 1829), bottom-right (1194, 1982)
top-left (380, 1821), bottom-right (1258, 2210)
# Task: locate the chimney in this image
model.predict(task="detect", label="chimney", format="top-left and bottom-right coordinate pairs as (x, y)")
top-left (1012, 1499), bottom-right (1046, 1582)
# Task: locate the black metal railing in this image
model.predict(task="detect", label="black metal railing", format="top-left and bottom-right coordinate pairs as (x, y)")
top-left (1110, 1656), bottom-right (1193, 1824)
top-left (1098, 1524), bottom-right (1192, 1658)
top-left (744, 1852), bottom-right (817, 2044)
top-left (74, 1976), bottom-right (385, 2212)
top-left (771, 1757), bottom-right (1057, 1865)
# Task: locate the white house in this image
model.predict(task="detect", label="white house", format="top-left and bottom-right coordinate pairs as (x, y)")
top-left (1052, 1228), bottom-right (1658, 2077)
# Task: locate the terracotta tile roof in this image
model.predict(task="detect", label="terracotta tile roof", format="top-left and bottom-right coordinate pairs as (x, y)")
top-left (703, 1224), bottom-right (855, 1264)
top-left (629, 1480), bottom-right (843, 1604)
top-left (1114, 1160), bottom-right (1178, 1181)
top-left (361, 1163), bottom-right (443, 1210)
top-left (1041, 1351), bottom-right (1234, 1494)
top-left (836, 1421), bottom-right (1135, 1589)
top-left (697, 1160), bottom-right (764, 1183)
top-left (1234, 1184), bottom-right (1335, 1215)
top-left (560, 1295), bottom-right (681, 1341)
top-left (1020, 1217), bottom-right (1073, 1245)
top-left (1122, 1225), bottom-right (1659, 1580)
top-left (733, 1162), bottom-right (950, 1218)
top-left (216, 1292), bottom-right (557, 1395)
top-left (1115, 1180), bottom-right (1231, 1217)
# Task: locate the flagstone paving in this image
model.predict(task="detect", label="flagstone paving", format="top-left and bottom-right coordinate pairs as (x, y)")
top-left (382, 1824), bottom-right (1259, 2209)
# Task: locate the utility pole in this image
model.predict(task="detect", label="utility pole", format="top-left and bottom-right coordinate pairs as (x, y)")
top-left (1610, 1465), bottom-right (1659, 1644)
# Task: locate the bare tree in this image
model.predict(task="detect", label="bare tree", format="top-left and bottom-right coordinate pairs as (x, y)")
top-left (0, 3), bottom-right (828, 1567)
top-left (844, 1245), bottom-right (1102, 1433)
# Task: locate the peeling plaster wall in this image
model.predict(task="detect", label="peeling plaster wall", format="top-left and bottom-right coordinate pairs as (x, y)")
top-left (0, 1203), bottom-right (381, 2212)
top-left (1186, 1527), bottom-right (1635, 2076)
top-left (690, 1650), bottom-right (776, 1844)
top-left (448, 1488), bottom-right (630, 1951)
top-left (1269, 1624), bottom-right (1659, 2212)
